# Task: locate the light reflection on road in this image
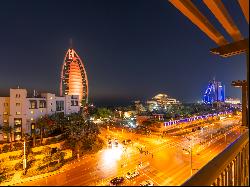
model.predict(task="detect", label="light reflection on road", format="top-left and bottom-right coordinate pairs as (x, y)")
top-left (100, 145), bottom-right (123, 173)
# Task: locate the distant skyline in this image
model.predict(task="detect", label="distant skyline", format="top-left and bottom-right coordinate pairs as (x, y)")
top-left (0, 0), bottom-right (248, 105)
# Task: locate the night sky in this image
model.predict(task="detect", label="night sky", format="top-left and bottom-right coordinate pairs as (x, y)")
top-left (0, 0), bottom-right (248, 106)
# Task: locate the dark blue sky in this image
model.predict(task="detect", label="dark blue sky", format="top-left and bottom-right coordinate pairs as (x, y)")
top-left (0, 0), bottom-right (248, 105)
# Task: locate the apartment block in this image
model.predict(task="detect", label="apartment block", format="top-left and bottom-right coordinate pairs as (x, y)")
top-left (0, 88), bottom-right (80, 141)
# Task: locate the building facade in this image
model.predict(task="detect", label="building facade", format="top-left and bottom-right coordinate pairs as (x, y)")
top-left (0, 88), bottom-right (80, 141)
top-left (147, 93), bottom-right (181, 111)
top-left (225, 97), bottom-right (241, 105)
top-left (60, 48), bottom-right (88, 106)
top-left (203, 79), bottom-right (226, 104)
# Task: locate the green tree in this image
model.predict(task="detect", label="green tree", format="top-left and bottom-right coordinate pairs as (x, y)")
top-left (0, 160), bottom-right (7, 182)
top-left (94, 108), bottom-right (113, 119)
top-left (36, 115), bottom-right (54, 145)
top-left (49, 113), bottom-right (66, 133)
top-left (64, 114), bottom-right (100, 155)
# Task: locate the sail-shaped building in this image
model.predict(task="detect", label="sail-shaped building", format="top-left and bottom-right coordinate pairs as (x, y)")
top-left (60, 48), bottom-right (88, 105)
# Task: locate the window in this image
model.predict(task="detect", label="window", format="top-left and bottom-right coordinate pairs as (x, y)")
top-left (16, 103), bottom-right (21, 107)
top-left (14, 119), bottom-right (22, 126)
top-left (71, 95), bottom-right (78, 99)
top-left (31, 123), bottom-right (35, 130)
top-left (31, 111), bottom-right (34, 114)
top-left (3, 111), bottom-right (8, 115)
top-left (31, 118), bottom-right (34, 121)
top-left (16, 94), bottom-right (21, 98)
top-left (30, 100), bottom-right (37, 109)
top-left (15, 127), bottom-right (21, 132)
top-left (56, 101), bottom-right (64, 111)
top-left (39, 100), bottom-right (46, 108)
top-left (40, 110), bottom-right (43, 113)
top-left (71, 100), bottom-right (78, 106)
top-left (16, 112), bottom-right (21, 115)
top-left (4, 103), bottom-right (8, 107)
top-left (15, 134), bottom-right (21, 141)
top-left (3, 119), bottom-right (8, 123)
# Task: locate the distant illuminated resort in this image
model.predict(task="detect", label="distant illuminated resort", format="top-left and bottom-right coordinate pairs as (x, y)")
top-left (147, 93), bottom-right (180, 111)
top-left (203, 79), bottom-right (225, 104)
top-left (60, 48), bottom-right (88, 105)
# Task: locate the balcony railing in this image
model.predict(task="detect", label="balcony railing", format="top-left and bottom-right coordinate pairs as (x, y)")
top-left (182, 128), bottom-right (249, 186)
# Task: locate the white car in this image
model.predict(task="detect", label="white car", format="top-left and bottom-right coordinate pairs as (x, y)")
top-left (126, 170), bottom-right (140, 179)
top-left (140, 180), bottom-right (154, 186)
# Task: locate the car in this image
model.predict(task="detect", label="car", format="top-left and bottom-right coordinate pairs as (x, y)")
top-left (122, 139), bottom-right (132, 145)
top-left (122, 140), bottom-right (127, 145)
top-left (126, 170), bottom-right (140, 179)
top-left (140, 180), bottom-right (154, 186)
top-left (127, 139), bottom-right (132, 144)
top-left (108, 139), bottom-right (112, 147)
top-left (138, 162), bottom-right (150, 169)
top-left (113, 139), bottom-right (119, 147)
top-left (114, 142), bottom-right (119, 147)
top-left (109, 177), bottom-right (124, 186)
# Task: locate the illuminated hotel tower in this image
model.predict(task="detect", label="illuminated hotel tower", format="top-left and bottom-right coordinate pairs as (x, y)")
top-left (60, 48), bottom-right (88, 105)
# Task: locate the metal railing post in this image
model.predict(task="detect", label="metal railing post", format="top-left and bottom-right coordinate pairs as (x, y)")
top-left (228, 163), bottom-right (233, 186)
top-left (221, 172), bottom-right (225, 186)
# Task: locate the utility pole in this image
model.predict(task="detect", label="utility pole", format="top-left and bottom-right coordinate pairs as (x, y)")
top-left (23, 139), bottom-right (27, 174)
top-left (184, 136), bottom-right (193, 176)
top-left (190, 145), bottom-right (193, 176)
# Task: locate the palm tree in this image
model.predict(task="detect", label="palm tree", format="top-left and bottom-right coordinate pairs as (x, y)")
top-left (36, 116), bottom-right (50, 145)
top-left (32, 132), bottom-right (36, 147)
top-left (2, 125), bottom-right (13, 149)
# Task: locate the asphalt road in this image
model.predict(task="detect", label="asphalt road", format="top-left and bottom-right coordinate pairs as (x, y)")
top-left (18, 116), bottom-right (242, 186)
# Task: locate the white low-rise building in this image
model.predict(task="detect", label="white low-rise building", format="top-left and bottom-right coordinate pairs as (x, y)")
top-left (0, 88), bottom-right (80, 141)
top-left (225, 97), bottom-right (241, 105)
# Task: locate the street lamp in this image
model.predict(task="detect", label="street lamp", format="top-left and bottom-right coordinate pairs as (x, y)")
top-left (23, 138), bottom-right (27, 174)
top-left (183, 136), bottom-right (194, 176)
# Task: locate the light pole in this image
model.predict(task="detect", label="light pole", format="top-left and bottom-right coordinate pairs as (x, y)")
top-left (184, 136), bottom-right (194, 176)
top-left (23, 139), bottom-right (27, 174)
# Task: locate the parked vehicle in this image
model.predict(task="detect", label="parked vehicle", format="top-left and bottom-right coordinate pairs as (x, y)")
top-left (140, 180), bottom-right (154, 186)
top-left (108, 139), bottom-right (112, 147)
top-left (126, 170), bottom-right (139, 179)
top-left (109, 177), bottom-right (124, 186)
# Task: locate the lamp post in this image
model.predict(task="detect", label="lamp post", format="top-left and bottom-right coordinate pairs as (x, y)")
top-left (23, 139), bottom-right (27, 174)
top-left (184, 136), bottom-right (194, 176)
